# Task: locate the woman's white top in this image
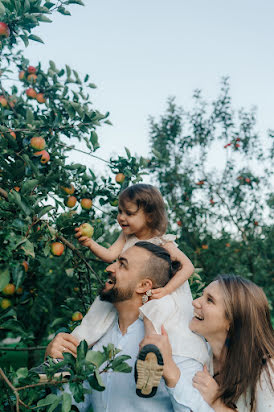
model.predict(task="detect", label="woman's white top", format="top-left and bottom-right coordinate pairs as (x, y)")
top-left (72, 234), bottom-right (209, 364)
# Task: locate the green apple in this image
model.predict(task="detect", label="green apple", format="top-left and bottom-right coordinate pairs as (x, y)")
top-left (79, 223), bottom-right (94, 238)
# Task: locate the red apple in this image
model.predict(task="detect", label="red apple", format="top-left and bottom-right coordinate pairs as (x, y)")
top-left (22, 261), bottom-right (28, 272)
top-left (30, 136), bottom-right (46, 150)
top-left (0, 95), bottom-right (8, 107)
top-left (72, 311), bottom-right (83, 321)
top-left (1, 299), bottom-right (12, 309)
top-left (81, 198), bottom-right (92, 210)
top-left (34, 150), bottom-right (50, 164)
top-left (51, 242), bottom-right (65, 256)
top-left (115, 173), bottom-right (125, 184)
top-left (19, 70), bottom-right (25, 81)
top-left (202, 244), bottom-right (208, 250)
top-left (27, 66), bottom-right (36, 74)
top-left (177, 220), bottom-right (182, 227)
top-left (61, 184), bottom-right (75, 195)
top-left (36, 93), bottom-right (46, 104)
top-left (9, 129), bottom-right (16, 139)
top-left (27, 74), bottom-right (37, 83)
top-left (66, 196), bottom-right (77, 208)
top-left (26, 88), bottom-right (37, 99)
top-left (14, 186), bottom-right (20, 192)
top-left (2, 283), bottom-right (16, 296)
top-left (245, 178), bottom-right (251, 183)
top-left (0, 22), bottom-right (10, 39)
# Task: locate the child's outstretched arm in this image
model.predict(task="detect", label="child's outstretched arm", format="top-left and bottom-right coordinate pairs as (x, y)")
top-left (151, 241), bottom-right (194, 299)
top-left (75, 229), bottom-right (126, 263)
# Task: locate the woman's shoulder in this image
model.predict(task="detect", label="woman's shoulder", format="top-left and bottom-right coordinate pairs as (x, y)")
top-left (253, 360), bottom-right (274, 411)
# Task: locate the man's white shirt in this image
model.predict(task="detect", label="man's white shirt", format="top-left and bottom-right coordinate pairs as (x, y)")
top-left (69, 317), bottom-right (214, 411)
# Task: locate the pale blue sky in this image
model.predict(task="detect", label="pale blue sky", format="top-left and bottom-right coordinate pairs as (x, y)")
top-left (23, 0), bottom-right (274, 170)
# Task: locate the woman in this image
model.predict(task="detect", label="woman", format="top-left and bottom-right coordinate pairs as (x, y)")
top-left (191, 274), bottom-right (274, 411)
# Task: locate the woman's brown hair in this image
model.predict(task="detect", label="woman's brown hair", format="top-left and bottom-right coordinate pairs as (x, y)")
top-left (216, 274), bottom-right (274, 411)
top-left (119, 184), bottom-right (167, 235)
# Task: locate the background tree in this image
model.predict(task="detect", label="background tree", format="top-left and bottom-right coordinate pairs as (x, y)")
top-left (147, 80), bottom-right (274, 314)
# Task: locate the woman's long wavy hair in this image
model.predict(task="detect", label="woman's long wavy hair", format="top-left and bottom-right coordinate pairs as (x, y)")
top-left (216, 274), bottom-right (274, 411)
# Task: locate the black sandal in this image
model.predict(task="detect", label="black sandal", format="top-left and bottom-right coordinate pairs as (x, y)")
top-left (135, 344), bottom-right (164, 398)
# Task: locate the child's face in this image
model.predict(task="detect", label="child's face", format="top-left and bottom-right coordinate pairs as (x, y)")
top-left (117, 201), bottom-right (151, 239)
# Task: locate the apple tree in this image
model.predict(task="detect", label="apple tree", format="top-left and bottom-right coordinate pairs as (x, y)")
top-left (147, 80), bottom-right (274, 310)
top-left (0, 0), bottom-right (146, 409)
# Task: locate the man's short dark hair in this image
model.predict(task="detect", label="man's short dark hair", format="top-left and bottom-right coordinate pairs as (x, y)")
top-left (134, 241), bottom-right (181, 288)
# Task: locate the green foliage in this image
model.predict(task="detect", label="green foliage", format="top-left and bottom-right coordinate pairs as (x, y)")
top-left (0, 1), bottom-right (143, 408)
top-left (0, 342), bottom-right (131, 411)
top-left (147, 82), bottom-right (274, 313)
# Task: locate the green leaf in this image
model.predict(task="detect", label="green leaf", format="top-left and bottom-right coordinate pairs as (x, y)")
top-left (65, 64), bottom-right (71, 77)
top-left (0, 1), bottom-right (5, 16)
top-left (94, 369), bottom-right (105, 389)
top-left (28, 34), bottom-right (44, 44)
top-left (44, 2), bottom-right (55, 8)
top-left (86, 350), bottom-right (106, 368)
top-left (0, 269), bottom-right (10, 291)
top-left (21, 179), bottom-right (39, 194)
top-left (21, 239), bottom-right (35, 258)
top-left (37, 14), bottom-right (52, 22)
top-left (58, 6), bottom-right (71, 15)
top-left (61, 393), bottom-right (72, 412)
top-left (125, 147), bottom-right (131, 159)
top-left (48, 399), bottom-right (61, 412)
top-left (88, 83), bottom-right (97, 89)
top-left (26, 109), bottom-right (34, 125)
top-left (37, 205), bottom-right (55, 219)
top-left (67, 0), bottom-right (84, 5)
top-left (37, 394), bottom-right (59, 407)
top-left (77, 340), bottom-right (88, 362)
top-left (90, 131), bottom-right (99, 150)
top-left (16, 367), bottom-right (28, 379)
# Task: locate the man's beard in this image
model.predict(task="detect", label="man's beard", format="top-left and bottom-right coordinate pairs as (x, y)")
top-left (99, 285), bottom-right (134, 303)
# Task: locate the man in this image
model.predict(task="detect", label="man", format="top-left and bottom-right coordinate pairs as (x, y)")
top-left (45, 242), bottom-right (214, 411)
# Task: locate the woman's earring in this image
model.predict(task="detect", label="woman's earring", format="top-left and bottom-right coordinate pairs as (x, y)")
top-left (142, 289), bottom-right (152, 304)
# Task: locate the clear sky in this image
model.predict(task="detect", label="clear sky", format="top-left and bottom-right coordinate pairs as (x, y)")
top-left (23, 0), bottom-right (274, 172)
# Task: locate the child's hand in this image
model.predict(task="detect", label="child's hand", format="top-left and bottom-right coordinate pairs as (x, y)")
top-left (75, 227), bottom-right (93, 248)
top-left (151, 287), bottom-right (170, 299)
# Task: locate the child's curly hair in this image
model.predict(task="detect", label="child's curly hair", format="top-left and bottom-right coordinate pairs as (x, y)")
top-left (119, 184), bottom-right (168, 235)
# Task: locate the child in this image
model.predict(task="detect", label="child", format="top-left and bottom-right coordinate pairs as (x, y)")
top-left (73, 184), bottom-right (209, 395)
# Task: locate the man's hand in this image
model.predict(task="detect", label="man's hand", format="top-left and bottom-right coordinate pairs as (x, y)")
top-left (45, 333), bottom-right (80, 359)
top-left (139, 325), bottom-right (180, 388)
top-left (75, 227), bottom-right (92, 248)
top-left (192, 365), bottom-right (219, 406)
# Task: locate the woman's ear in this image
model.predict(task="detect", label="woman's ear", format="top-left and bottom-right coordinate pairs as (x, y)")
top-left (136, 279), bottom-right (153, 294)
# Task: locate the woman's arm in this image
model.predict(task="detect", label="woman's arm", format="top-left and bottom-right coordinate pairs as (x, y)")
top-left (75, 230), bottom-right (126, 263)
top-left (192, 366), bottom-right (235, 412)
top-left (152, 241), bottom-right (194, 299)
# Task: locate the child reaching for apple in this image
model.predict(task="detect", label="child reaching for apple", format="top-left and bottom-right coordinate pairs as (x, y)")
top-left (71, 183), bottom-right (208, 397)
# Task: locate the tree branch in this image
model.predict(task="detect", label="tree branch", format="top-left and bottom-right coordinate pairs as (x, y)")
top-left (0, 346), bottom-right (46, 352)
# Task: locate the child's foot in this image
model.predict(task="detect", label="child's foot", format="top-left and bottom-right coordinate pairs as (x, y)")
top-left (135, 344), bottom-right (164, 398)
top-left (29, 358), bottom-right (71, 382)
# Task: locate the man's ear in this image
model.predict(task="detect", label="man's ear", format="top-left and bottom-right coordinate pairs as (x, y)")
top-left (135, 278), bottom-right (153, 294)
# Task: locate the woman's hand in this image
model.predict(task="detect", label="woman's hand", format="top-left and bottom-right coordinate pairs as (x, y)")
top-left (192, 365), bottom-right (219, 406)
top-left (139, 325), bottom-right (180, 387)
top-left (45, 333), bottom-right (79, 359)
